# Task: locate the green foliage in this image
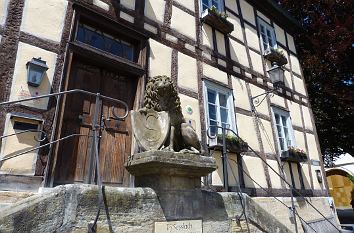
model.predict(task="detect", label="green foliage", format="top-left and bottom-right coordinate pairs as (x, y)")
top-left (209, 5), bottom-right (228, 19)
top-left (348, 174), bottom-right (354, 184)
top-left (217, 134), bottom-right (247, 146)
top-left (277, 0), bottom-right (354, 165)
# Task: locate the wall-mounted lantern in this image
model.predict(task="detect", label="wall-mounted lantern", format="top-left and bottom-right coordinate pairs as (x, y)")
top-left (267, 62), bottom-right (285, 88)
top-left (250, 62), bottom-right (285, 110)
top-left (26, 57), bottom-right (48, 87)
top-left (315, 170), bottom-right (323, 183)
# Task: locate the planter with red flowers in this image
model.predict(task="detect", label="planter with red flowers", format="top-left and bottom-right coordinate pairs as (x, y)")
top-left (280, 147), bottom-right (308, 162)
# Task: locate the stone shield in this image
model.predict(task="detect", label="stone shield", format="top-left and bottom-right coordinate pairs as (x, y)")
top-left (131, 109), bottom-right (170, 151)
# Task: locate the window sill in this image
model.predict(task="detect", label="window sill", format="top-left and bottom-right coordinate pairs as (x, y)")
top-left (201, 9), bottom-right (234, 34)
top-left (280, 150), bottom-right (308, 163)
top-left (263, 48), bottom-right (288, 66)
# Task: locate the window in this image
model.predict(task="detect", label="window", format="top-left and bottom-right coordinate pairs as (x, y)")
top-left (201, 0), bottom-right (224, 13)
top-left (272, 108), bottom-right (294, 152)
top-left (257, 18), bottom-right (277, 52)
top-left (204, 82), bottom-right (235, 138)
top-left (76, 23), bottom-right (135, 61)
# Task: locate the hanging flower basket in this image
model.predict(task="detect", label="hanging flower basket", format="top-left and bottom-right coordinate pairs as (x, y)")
top-left (216, 134), bottom-right (248, 153)
top-left (281, 147), bottom-right (307, 162)
top-left (201, 7), bottom-right (234, 34)
top-left (264, 47), bottom-right (288, 66)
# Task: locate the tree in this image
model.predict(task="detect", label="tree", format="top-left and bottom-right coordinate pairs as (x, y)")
top-left (277, 0), bottom-right (354, 165)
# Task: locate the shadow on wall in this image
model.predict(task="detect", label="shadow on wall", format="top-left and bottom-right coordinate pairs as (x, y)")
top-left (145, 1), bottom-right (160, 22)
top-left (229, 40), bottom-right (240, 64)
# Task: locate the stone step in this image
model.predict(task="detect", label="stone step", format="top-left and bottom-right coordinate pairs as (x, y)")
top-left (0, 190), bottom-right (35, 209)
top-left (0, 174), bottom-right (43, 192)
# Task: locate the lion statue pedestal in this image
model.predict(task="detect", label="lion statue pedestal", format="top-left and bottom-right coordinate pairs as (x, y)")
top-left (125, 75), bottom-right (216, 220)
top-left (125, 150), bottom-right (216, 220)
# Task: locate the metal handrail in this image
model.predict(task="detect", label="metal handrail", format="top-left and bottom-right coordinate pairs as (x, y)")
top-left (0, 89), bottom-right (129, 120)
top-left (206, 125), bottom-right (340, 232)
top-left (0, 129), bottom-right (48, 142)
top-left (0, 134), bottom-right (92, 162)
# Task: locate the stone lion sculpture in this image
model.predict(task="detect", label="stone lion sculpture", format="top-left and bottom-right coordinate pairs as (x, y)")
top-left (143, 75), bottom-right (201, 152)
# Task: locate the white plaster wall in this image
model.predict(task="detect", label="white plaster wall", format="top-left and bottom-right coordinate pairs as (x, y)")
top-left (249, 50), bottom-right (263, 74)
top-left (293, 76), bottom-right (306, 96)
top-left (284, 70), bottom-right (293, 89)
top-left (171, 6), bottom-right (196, 41)
top-left (145, 0), bottom-right (165, 24)
top-left (93, 0), bottom-right (109, 11)
top-left (212, 152), bottom-right (240, 186)
top-left (202, 24), bottom-right (213, 48)
top-left (215, 30), bottom-right (226, 56)
top-left (302, 106), bottom-right (313, 131)
top-left (270, 94), bottom-right (286, 109)
top-left (301, 165), bottom-right (312, 189)
top-left (256, 11), bottom-right (270, 24)
top-left (175, 0), bottom-right (194, 12)
top-left (227, 153), bottom-right (239, 186)
top-left (0, 115), bottom-right (40, 175)
top-left (274, 23), bottom-right (286, 46)
top-left (282, 163), bottom-right (292, 188)
top-left (231, 76), bottom-right (251, 111)
top-left (9, 42), bottom-right (57, 110)
top-left (287, 100), bottom-right (303, 128)
top-left (249, 84), bottom-right (269, 116)
top-left (243, 157), bottom-right (267, 188)
top-left (294, 130), bottom-right (306, 151)
top-left (236, 113), bottom-right (260, 151)
top-left (245, 24), bottom-right (260, 51)
top-left (178, 52), bottom-right (198, 92)
top-left (0, 0), bottom-right (9, 26)
top-left (287, 33), bottom-right (297, 53)
top-left (212, 151), bottom-right (224, 186)
top-left (290, 53), bottom-right (301, 75)
top-left (149, 39), bottom-right (172, 77)
top-left (179, 94), bottom-right (201, 138)
top-left (21, 0), bottom-right (67, 42)
top-left (227, 14), bottom-right (243, 42)
top-left (203, 63), bottom-right (228, 84)
top-left (229, 39), bottom-right (249, 67)
top-left (258, 119), bottom-right (275, 154)
top-left (225, 0), bottom-right (238, 13)
top-left (267, 159), bottom-right (283, 189)
top-left (120, 0), bottom-right (135, 10)
top-left (306, 133), bottom-right (321, 161)
top-left (239, 0), bottom-right (255, 25)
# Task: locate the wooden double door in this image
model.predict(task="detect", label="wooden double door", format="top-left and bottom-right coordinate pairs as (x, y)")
top-left (54, 60), bottom-right (137, 186)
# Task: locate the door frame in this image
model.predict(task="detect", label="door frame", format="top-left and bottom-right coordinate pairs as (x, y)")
top-left (44, 4), bottom-right (148, 187)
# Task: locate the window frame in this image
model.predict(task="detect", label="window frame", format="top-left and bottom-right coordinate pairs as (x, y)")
top-left (200, 0), bottom-right (224, 14)
top-left (203, 81), bottom-right (236, 143)
top-left (271, 107), bottom-right (295, 153)
top-left (257, 17), bottom-right (277, 53)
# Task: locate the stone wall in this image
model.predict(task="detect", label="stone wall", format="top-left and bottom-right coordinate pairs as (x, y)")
top-left (0, 184), bottom-right (295, 233)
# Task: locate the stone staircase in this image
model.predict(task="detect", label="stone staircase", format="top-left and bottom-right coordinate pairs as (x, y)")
top-left (0, 191), bottom-right (35, 209)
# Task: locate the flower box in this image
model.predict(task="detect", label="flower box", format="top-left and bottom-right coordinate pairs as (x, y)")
top-left (201, 8), bottom-right (234, 34)
top-left (214, 134), bottom-right (248, 153)
top-left (280, 147), bottom-right (307, 162)
top-left (264, 47), bottom-right (288, 66)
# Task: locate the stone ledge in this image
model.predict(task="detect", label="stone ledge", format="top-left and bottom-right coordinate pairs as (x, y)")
top-left (0, 184), bottom-right (293, 233)
top-left (125, 150), bottom-right (217, 177)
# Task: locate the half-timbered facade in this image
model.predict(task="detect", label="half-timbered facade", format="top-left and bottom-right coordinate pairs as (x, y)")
top-left (0, 0), bottom-right (334, 229)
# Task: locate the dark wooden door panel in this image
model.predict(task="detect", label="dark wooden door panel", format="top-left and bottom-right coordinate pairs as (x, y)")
top-left (55, 60), bottom-right (137, 186)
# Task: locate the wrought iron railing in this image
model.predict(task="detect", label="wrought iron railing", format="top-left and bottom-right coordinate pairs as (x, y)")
top-left (207, 125), bottom-right (340, 233)
top-left (0, 89), bottom-right (129, 232)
